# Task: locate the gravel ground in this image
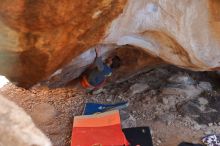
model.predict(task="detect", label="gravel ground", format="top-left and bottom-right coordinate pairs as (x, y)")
top-left (1, 66), bottom-right (220, 146)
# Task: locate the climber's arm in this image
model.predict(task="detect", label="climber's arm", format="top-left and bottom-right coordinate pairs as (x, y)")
top-left (94, 57), bottom-right (105, 71)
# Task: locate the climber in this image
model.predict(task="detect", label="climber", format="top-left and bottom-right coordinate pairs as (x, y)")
top-left (80, 46), bottom-right (121, 91)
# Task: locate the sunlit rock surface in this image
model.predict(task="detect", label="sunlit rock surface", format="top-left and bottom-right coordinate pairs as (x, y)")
top-left (0, 0), bottom-right (220, 87)
top-left (104, 0), bottom-right (220, 70)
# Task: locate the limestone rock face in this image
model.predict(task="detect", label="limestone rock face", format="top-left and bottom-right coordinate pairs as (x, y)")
top-left (0, 95), bottom-right (51, 146)
top-left (105, 0), bottom-right (220, 70)
top-left (0, 0), bottom-right (220, 87)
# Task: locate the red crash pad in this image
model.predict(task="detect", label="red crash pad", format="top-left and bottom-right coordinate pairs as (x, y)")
top-left (71, 110), bottom-right (129, 146)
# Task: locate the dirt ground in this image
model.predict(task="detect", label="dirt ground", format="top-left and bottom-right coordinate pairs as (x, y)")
top-left (1, 66), bottom-right (220, 146)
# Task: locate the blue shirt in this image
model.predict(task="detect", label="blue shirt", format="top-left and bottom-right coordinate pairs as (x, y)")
top-left (87, 57), bottom-right (112, 86)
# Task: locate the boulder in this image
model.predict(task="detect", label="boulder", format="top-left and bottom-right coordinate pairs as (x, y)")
top-left (0, 95), bottom-right (51, 146)
top-left (0, 0), bottom-right (220, 87)
top-left (130, 83), bottom-right (150, 95)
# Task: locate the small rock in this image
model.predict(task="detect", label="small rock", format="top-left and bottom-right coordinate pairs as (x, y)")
top-left (184, 122), bottom-right (188, 127)
top-left (204, 130), bottom-right (212, 135)
top-left (132, 110), bottom-right (137, 114)
top-left (130, 83), bottom-right (149, 95)
top-left (198, 82), bottom-right (212, 91)
top-left (157, 139), bottom-right (162, 144)
top-left (118, 95), bottom-right (123, 99)
top-left (106, 98), bottom-right (111, 102)
top-left (168, 74), bottom-right (195, 85)
top-left (167, 121), bottom-right (172, 126)
top-left (198, 97), bottom-right (209, 105)
top-left (92, 88), bottom-right (105, 95)
top-left (149, 90), bottom-right (157, 95)
top-left (162, 98), bottom-right (169, 105)
top-left (194, 124), bottom-right (201, 130)
top-left (208, 123), bottom-right (213, 127)
top-left (218, 122), bottom-right (220, 126)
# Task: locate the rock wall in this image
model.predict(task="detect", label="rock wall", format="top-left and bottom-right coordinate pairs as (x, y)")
top-left (0, 0), bottom-right (220, 87)
top-left (104, 0), bottom-right (220, 70)
top-left (0, 95), bottom-right (51, 146)
top-left (0, 0), bottom-right (127, 87)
